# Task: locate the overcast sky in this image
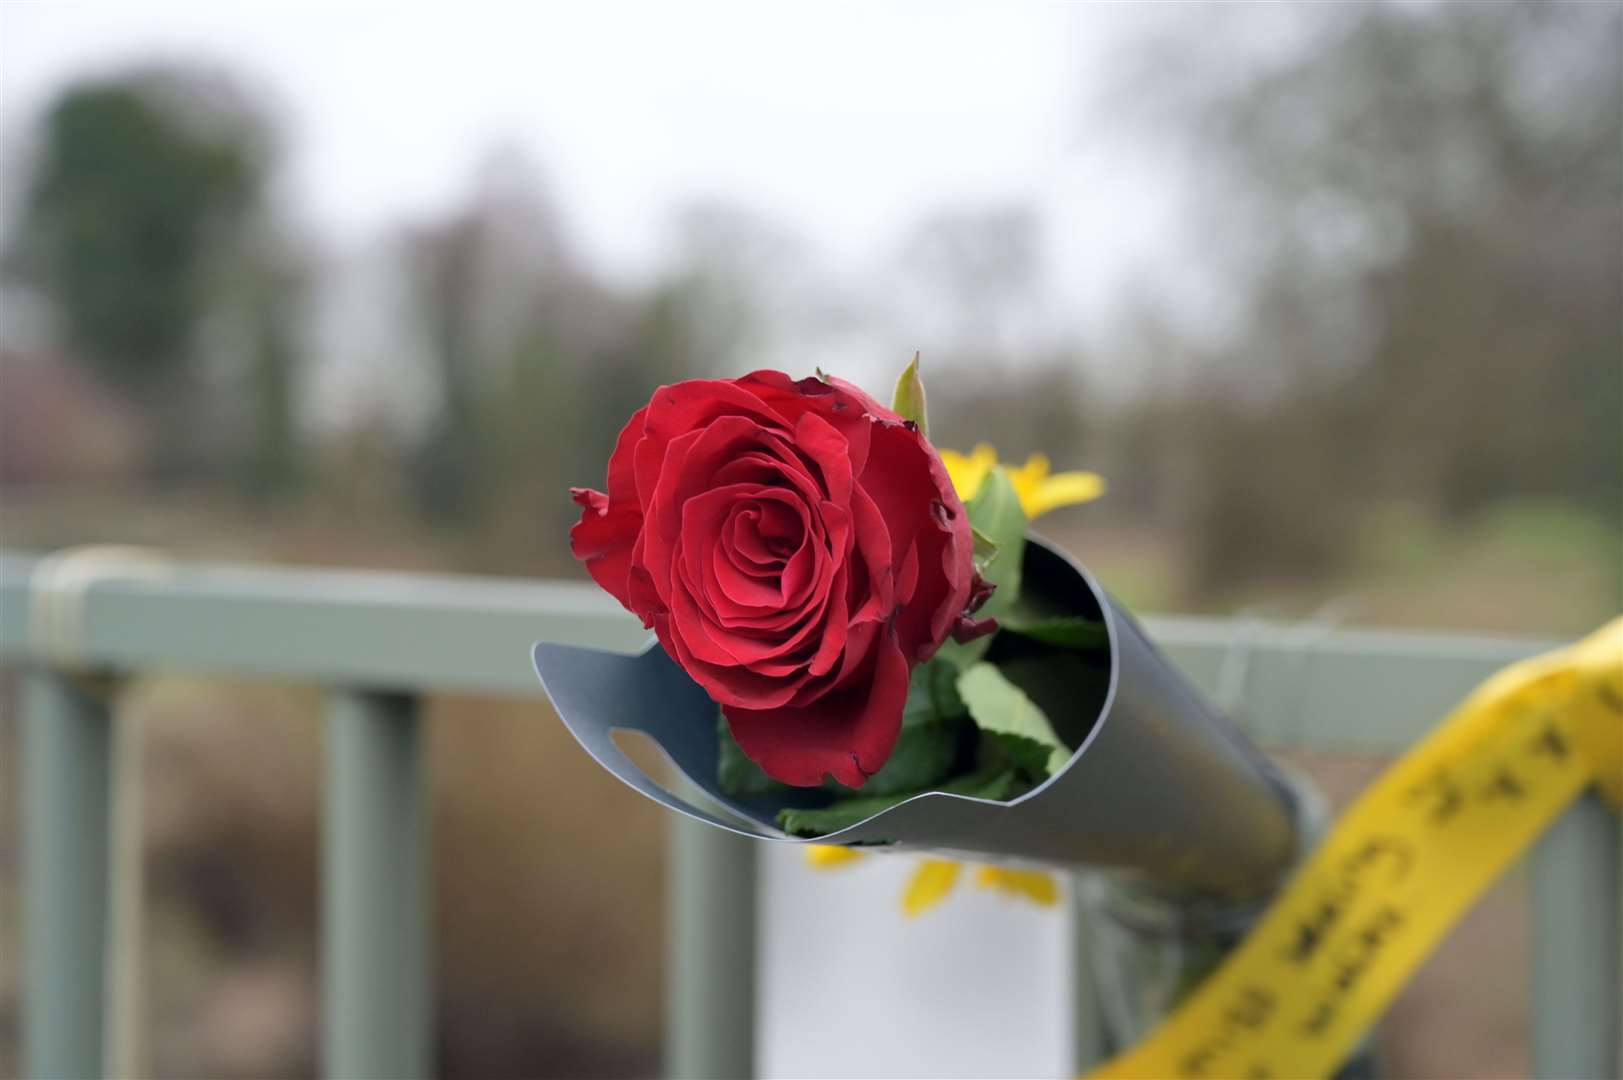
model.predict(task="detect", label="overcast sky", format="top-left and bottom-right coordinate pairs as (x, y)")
top-left (7, 3), bottom-right (1202, 307)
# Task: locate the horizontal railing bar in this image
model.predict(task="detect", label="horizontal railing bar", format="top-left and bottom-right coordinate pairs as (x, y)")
top-left (0, 552), bottom-right (648, 696)
top-left (0, 550), bottom-right (1564, 749)
top-left (1144, 615), bottom-right (1562, 752)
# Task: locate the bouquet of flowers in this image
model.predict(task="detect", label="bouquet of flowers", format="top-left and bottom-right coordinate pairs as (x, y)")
top-left (541, 357), bottom-right (1295, 899)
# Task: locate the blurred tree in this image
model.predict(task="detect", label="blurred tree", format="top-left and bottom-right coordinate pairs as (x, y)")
top-left (15, 70), bottom-right (270, 381)
top-left (239, 243), bottom-right (309, 498)
top-left (11, 67), bottom-right (290, 480)
top-left (1114, 2), bottom-right (1622, 592)
top-left (403, 149), bottom-right (597, 527)
top-left (932, 357), bottom-right (1093, 471)
top-left (406, 210), bottom-right (486, 520)
top-left (400, 153), bottom-right (746, 564)
top-left (895, 203), bottom-right (1046, 364)
top-left (893, 200), bottom-right (1092, 479)
top-left (662, 200), bottom-right (827, 363)
top-left (501, 266), bottom-right (743, 569)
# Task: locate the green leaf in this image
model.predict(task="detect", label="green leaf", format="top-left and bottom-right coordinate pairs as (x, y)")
top-left (942, 765), bottom-right (1026, 800)
top-left (998, 613), bottom-right (1110, 652)
top-left (716, 713), bottom-right (786, 799)
top-left (906, 656), bottom-right (965, 727)
top-left (956, 662), bottom-right (1071, 776)
top-left (994, 652), bottom-right (1113, 750)
top-left (936, 467), bottom-right (1026, 668)
top-left (778, 796), bottom-right (898, 838)
top-left (891, 351), bottom-right (928, 436)
top-left (980, 729), bottom-right (1057, 782)
top-left (965, 468), bottom-right (1025, 608)
top-left (777, 765), bottom-right (1028, 838)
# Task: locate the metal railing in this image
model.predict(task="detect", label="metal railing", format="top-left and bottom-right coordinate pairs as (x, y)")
top-left (1, 550), bottom-right (1617, 1079)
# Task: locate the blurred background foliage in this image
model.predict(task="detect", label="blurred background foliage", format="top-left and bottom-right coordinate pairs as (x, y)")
top-left (0, 3), bottom-right (1617, 1077)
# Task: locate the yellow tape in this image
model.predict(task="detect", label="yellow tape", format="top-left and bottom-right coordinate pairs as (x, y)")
top-left (1089, 617), bottom-right (1623, 1080)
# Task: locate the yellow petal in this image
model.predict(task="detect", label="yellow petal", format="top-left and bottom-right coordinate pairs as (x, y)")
top-left (944, 444), bottom-right (1104, 520)
top-left (939, 443), bottom-right (998, 502)
top-left (901, 859), bottom-right (963, 917)
top-left (938, 450), bottom-right (976, 499)
top-left (1005, 455), bottom-right (1048, 517)
top-left (1021, 471), bottom-right (1107, 519)
top-left (804, 844), bottom-right (867, 869)
top-left (972, 865), bottom-right (1060, 906)
top-left (1007, 452), bottom-right (1052, 491)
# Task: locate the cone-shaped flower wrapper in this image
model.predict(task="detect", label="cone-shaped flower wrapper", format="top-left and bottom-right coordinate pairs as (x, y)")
top-left (535, 536), bottom-right (1299, 900)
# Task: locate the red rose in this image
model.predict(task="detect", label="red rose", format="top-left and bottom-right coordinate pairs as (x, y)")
top-left (570, 370), bottom-right (977, 787)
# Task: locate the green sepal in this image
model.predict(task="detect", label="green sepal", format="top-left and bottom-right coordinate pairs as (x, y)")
top-left (908, 656), bottom-right (965, 726)
top-left (891, 351), bottom-right (928, 437)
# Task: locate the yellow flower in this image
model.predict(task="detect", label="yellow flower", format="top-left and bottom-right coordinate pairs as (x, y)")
top-left (902, 860), bottom-right (1060, 915)
top-left (803, 844), bottom-right (867, 869)
top-left (972, 865), bottom-right (1059, 906)
top-left (805, 845), bottom-right (1059, 916)
top-left (939, 442), bottom-right (1106, 520)
top-left (1004, 453), bottom-right (1106, 519)
top-left (939, 443), bottom-right (999, 503)
top-left (901, 859), bottom-right (962, 917)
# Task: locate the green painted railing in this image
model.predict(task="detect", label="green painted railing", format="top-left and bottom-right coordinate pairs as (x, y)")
top-left (1, 550), bottom-right (1617, 1079)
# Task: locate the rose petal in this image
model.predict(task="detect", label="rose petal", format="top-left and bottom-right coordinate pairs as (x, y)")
top-left (656, 601), bottom-right (803, 710)
top-left (714, 447), bottom-right (828, 514)
top-left (644, 419), bottom-right (771, 606)
top-left (856, 421), bottom-right (973, 660)
top-left (725, 508), bottom-right (781, 570)
top-left (686, 486), bottom-right (801, 616)
top-left (606, 406), bottom-right (648, 504)
top-left (712, 540), bottom-right (785, 607)
top-left (735, 369), bottom-right (884, 474)
top-left (723, 625), bottom-right (909, 787)
top-left (791, 411), bottom-right (854, 505)
top-left (671, 485), bottom-right (841, 673)
top-left (643, 378), bottom-right (787, 444)
top-left (569, 487), bottom-right (641, 609)
top-left (845, 485), bottom-right (894, 622)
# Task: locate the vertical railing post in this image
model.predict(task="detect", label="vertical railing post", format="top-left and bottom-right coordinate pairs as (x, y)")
top-left (666, 815), bottom-right (757, 1080)
top-left (22, 671), bottom-right (112, 1080)
top-left (324, 690), bottom-right (430, 1079)
top-left (1530, 793), bottom-right (1621, 1079)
